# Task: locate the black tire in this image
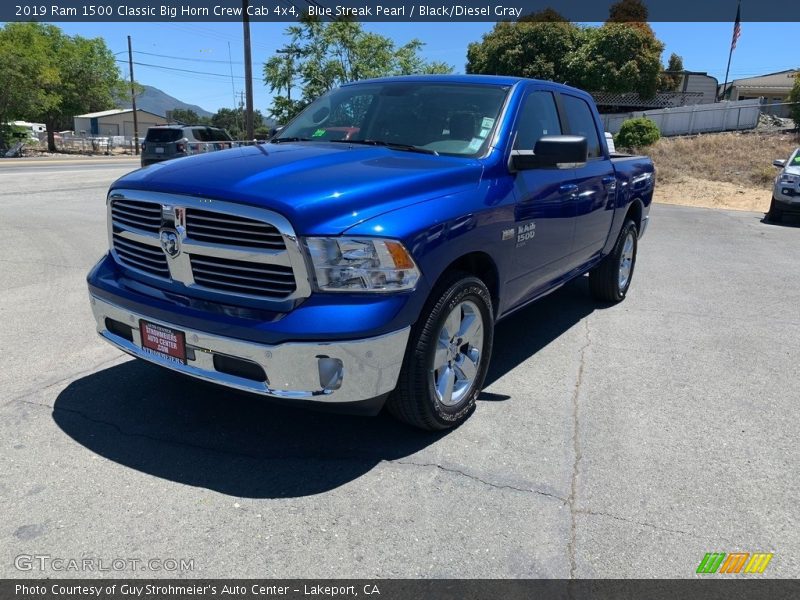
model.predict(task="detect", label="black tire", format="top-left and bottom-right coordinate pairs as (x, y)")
top-left (387, 272), bottom-right (494, 430)
top-left (767, 197), bottom-right (784, 223)
top-left (589, 219), bottom-right (638, 303)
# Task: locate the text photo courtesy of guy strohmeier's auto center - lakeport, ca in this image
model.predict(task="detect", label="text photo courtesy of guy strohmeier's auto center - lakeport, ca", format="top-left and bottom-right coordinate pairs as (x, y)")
top-left (1, 0), bottom-right (799, 597)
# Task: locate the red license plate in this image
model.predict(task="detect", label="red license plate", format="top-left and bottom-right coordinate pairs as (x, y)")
top-left (140, 320), bottom-right (186, 364)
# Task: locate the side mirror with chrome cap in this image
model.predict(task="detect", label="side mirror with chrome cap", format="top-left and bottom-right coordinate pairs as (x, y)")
top-left (510, 135), bottom-right (588, 171)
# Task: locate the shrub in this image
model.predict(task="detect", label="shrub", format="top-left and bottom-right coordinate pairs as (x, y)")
top-left (616, 117), bottom-right (661, 149)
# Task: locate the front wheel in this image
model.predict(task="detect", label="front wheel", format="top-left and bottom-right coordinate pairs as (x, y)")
top-left (387, 272), bottom-right (494, 430)
top-left (589, 219), bottom-right (638, 303)
top-left (767, 197), bottom-right (783, 223)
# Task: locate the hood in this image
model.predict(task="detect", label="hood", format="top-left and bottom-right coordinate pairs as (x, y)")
top-left (783, 165), bottom-right (800, 177)
top-left (113, 143), bottom-right (483, 234)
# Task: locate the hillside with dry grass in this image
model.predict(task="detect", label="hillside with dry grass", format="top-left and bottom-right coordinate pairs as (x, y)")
top-left (638, 131), bottom-right (799, 212)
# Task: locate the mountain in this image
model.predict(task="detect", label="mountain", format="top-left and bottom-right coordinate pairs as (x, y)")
top-left (118, 85), bottom-right (213, 119)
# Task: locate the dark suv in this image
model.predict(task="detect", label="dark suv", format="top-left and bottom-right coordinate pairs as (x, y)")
top-left (141, 125), bottom-right (234, 167)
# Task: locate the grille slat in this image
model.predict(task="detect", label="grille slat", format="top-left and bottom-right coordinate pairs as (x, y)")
top-left (112, 232), bottom-right (169, 277)
top-left (190, 255), bottom-right (296, 298)
top-left (186, 208), bottom-right (285, 250)
top-left (193, 275), bottom-right (295, 294)
top-left (192, 267), bottom-right (296, 286)
top-left (113, 236), bottom-right (163, 257)
top-left (111, 199), bottom-right (162, 233)
top-left (192, 256), bottom-right (294, 283)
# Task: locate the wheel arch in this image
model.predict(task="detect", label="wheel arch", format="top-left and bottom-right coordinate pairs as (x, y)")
top-left (434, 251), bottom-right (500, 317)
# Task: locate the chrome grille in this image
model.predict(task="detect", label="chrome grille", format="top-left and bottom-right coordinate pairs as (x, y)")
top-left (107, 190), bottom-right (310, 305)
top-left (112, 233), bottom-right (170, 277)
top-left (186, 208), bottom-right (285, 250)
top-left (191, 255), bottom-right (296, 296)
top-left (111, 199), bottom-right (162, 233)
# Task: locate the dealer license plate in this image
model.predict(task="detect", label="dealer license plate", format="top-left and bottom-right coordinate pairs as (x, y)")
top-left (140, 320), bottom-right (186, 364)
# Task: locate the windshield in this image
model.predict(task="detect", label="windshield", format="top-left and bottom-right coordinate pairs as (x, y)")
top-left (791, 149), bottom-right (800, 166)
top-left (275, 82), bottom-right (509, 156)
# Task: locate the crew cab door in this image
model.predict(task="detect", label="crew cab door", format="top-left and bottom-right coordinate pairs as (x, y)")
top-left (559, 93), bottom-right (616, 267)
top-left (506, 89), bottom-right (578, 308)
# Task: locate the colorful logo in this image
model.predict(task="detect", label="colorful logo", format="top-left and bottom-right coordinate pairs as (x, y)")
top-left (696, 552), bottom-right (773, 574)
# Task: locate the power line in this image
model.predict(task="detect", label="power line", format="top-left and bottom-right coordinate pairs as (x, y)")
top-left (116, 59), bottom-right (247, 79)
top-left (134, 50), bottom-right (243, 65)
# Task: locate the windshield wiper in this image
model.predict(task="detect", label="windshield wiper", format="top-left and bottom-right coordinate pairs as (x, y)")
top-left (329, 139), bottom-right (438, 156)
top-left (270, 137), bottom-right (313, 143)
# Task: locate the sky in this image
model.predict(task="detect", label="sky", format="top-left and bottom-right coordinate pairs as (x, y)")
top-left (46, 21), bottom-right (800, 115)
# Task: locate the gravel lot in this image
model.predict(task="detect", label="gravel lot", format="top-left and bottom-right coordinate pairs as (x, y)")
top-left (1, 158), bottom-right (798, 578)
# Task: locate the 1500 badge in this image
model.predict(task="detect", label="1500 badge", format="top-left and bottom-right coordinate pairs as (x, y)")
top-left (516, 222), bottom-right (536, 247)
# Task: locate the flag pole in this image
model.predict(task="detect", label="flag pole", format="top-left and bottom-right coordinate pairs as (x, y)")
top-left (720, 0), bottom-right (742, 101)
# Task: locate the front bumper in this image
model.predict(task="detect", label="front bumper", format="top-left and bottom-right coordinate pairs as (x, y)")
top-left (90, 294), bottom-right (410, 405)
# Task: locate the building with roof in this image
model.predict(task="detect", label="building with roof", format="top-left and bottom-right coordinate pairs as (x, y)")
top-left (719, 69), bottom-right (799, 115)
top-left (73, 108), bottom-right (168, 138)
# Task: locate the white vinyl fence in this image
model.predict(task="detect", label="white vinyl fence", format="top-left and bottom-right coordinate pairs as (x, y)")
top-left (601, 99), bottom-right (762, 137)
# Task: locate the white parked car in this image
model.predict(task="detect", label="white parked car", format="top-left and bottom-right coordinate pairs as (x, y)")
top-left (768, 147), bottom-right (800, 222)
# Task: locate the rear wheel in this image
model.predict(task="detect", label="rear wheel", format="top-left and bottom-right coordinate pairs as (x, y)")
top-left (589, 219), bottom-right (638, 303)
top-left (387, 272), bottom-right (493, 430)
top-left (767, 197), bottom-right (784, 223)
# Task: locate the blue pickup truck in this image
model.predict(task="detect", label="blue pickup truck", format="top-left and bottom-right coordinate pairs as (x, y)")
top-left (87, 75), bottom-right (654, 430)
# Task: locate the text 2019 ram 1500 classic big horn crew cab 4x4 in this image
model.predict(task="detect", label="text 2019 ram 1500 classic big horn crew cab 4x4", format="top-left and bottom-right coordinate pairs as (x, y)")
top-left (87, 75), bottom-right (654, 430)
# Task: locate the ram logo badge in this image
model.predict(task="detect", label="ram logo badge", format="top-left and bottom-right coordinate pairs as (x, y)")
top-left (159, 230), bottom-right (181, 258)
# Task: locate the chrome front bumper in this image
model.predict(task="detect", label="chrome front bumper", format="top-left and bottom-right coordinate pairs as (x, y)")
top-left (89, 294), bottom-right (410, 404)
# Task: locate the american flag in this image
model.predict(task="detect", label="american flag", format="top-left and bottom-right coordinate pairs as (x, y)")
top-left (731, 2), bottom-right (742, 51)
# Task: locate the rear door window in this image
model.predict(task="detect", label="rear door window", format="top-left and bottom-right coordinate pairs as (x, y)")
top-left (560, 94), bottom-right (603, 159)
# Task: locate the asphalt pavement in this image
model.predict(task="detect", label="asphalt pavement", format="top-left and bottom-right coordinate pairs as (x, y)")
top-left (1, 159), bottom-right (798, 578)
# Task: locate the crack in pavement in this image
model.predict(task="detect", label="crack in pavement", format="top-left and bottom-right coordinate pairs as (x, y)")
top-left (392, 459), bottom-right (568, 502)
top-left (573, 508), bottom-right (737, 544)
top-left (567, 319), bottom-right (591, 578)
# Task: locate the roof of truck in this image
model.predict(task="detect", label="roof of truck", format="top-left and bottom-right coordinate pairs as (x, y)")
top-left (343, 74), bottom-right (529, 87)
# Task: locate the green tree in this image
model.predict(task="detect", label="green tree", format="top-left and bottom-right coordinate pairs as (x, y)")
top-left (466, 4), bottom-right (667, 98)
top-left (466, 11), bottom-right (581, 83)
top-left (0, 23), bottom-right (60, 146)
top-left (567, 23), bottom-right (664, 98)
top-left (210, 107), bottom-right (265, 139)
top-left (24, 25), bottom-right (124, 151)
top-left (170, 108), bottom-right (204, 125)
top-left (788, 73), bottom-right (800, 129)
top-left (659, 53), bottom-right (685, 92)
top-left (263, 18), bottom-right (452, 123)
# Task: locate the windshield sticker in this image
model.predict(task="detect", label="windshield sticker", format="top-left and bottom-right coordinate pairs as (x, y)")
top-left (479, 128), bottom-right (491, 139)
top-left (793, 155), bottom-right (800, 164)
top-left (481, 117), bottom-right (495, 130)
top-left (468, 138), bottom-right (484, 151)
top-left (312, 129), bottom-right (325, 137)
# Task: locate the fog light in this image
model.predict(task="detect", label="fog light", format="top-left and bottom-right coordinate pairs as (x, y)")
top-left (317, 357), bottom-right (344, 390)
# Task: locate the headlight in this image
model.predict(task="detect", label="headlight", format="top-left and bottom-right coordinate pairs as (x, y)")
top-left (305, 237), bottom-right (420, 292)
top-left (779, 173), bottom-right (798, 184)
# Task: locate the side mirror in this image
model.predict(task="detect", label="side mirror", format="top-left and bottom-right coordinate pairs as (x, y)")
top-left (773, 159), bottom-right (786, 168)
top-left (510, 135), bottom-right (588, 171)
top-left (268, 126), bottom-right (284, 139)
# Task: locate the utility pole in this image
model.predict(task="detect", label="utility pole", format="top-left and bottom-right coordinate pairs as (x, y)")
top-left (242, 0), bottom-right (255, 140)
top-left (127, 35), bottom-right (140, 155)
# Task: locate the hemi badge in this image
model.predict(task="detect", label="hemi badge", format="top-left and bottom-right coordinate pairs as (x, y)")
top-left (502, 228), bottom-right (515, 241)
